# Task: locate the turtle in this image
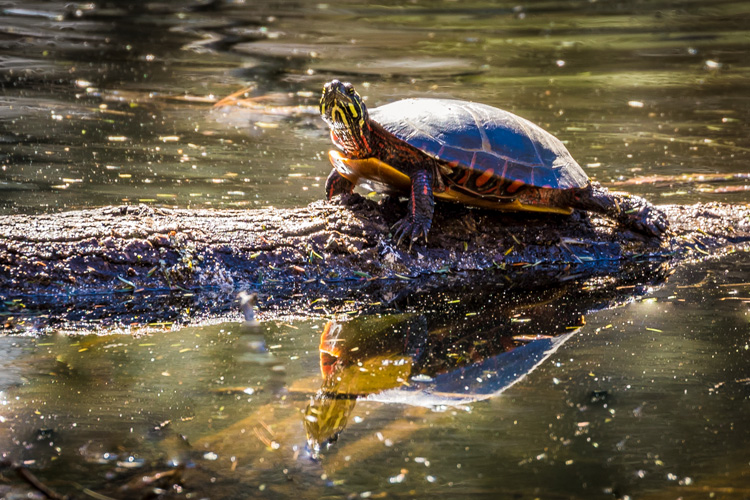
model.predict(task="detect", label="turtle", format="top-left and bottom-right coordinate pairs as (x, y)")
top-left (319, 80), bottom-right (669, 244)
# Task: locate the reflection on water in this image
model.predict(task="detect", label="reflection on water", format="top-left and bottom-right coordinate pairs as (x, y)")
top-left (2, 0), bottom-right (750, 498)
top-left (302, 259), bottom-right (671, 457)
top-left (304, 285), bottom-right (588, 456)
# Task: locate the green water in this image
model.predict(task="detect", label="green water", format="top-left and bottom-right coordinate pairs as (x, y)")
top-left (1, 0), bottom-right (750, 498)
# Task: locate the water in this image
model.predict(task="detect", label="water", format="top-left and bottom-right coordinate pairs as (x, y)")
top-left (1, 257), bottom-right (749, 498)
top-left (1, 0), bottom-right (750, 498)
top-left (2, 0), bottom-right (749, 214)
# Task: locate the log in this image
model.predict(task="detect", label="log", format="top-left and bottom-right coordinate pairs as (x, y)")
top-left (1, 195), bottom-right (748, 330)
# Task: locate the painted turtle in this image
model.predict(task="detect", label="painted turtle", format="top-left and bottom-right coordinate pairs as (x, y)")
top-left (320, 80), bottom-right (668, 244)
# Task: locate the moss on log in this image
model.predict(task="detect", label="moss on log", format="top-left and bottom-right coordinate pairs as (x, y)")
top-left (1, 196), bottom-right (748, 330)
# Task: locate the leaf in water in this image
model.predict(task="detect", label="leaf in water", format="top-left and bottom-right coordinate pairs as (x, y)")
top-left (610, 172), bottom-right (750, 187)
top-left (700, 185), bottom-right (750, 194)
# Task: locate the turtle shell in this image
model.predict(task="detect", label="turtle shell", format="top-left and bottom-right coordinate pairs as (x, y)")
top-left (369, 99), bottom-right (589, 194)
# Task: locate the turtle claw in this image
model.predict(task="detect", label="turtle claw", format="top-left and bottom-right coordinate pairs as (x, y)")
top-left (391, 215), bottom-right (431, 249)
top-left (624, 204), bottom-right (670, 238)
top-left (576, 184), bottom-right (671, 239)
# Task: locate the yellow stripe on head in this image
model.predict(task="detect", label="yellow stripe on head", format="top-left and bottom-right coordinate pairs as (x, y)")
top-left (348, 103), bottom-right (358, 118)
top-left (332, 105), bottom-right (348, 127)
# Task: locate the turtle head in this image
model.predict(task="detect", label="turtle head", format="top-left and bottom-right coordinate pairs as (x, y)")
top-left (320, 80), bottom-right (371, 155)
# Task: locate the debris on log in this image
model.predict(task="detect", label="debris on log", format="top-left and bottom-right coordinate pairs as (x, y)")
top-left (0, 195), bottom-right (748, 330)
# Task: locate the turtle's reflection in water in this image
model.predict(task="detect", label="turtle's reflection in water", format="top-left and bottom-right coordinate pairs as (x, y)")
top-left (304, 262), bottom-right (670, 457)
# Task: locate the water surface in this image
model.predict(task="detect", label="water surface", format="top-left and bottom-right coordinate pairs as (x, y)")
top-left (1, 0), bottom-right (750, 498)
top-left (2, 0), bottom-right (749, 214)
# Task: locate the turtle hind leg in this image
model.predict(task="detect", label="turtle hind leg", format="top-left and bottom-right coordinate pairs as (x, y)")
top-left (571, 182), bottom-right (669, 237)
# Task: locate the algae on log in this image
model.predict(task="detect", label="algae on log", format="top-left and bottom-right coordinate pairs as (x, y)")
top-left (0, 195), bottom-right (749, 329)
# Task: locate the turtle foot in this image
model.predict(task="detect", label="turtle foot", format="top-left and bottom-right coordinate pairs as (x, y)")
top-left (391, 215), bottom-right (432, 249)
top-left (622, 203), bottom-right (670, 238)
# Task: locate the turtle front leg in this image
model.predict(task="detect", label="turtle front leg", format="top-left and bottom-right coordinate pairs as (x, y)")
top-left (325, 169), bottom-right (355, 200)
top-left (391, 170), bottom-right (435, 246)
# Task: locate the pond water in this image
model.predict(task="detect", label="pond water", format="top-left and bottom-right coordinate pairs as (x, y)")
top-left (1, 0), bottom-right (750, 498)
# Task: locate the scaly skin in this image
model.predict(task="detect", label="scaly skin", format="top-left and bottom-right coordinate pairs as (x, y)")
top-left (325, 169), bottom-right (355, 200)
top-left (512, 183), bottom-right (669, 237)
top-left (571, 182), bottom-right (669, 237)
top-left (390, 169), bottom-right (435, 245)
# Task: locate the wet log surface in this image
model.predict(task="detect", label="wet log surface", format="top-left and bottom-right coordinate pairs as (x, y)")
top-left (1, 195), bottom-right (749, 330)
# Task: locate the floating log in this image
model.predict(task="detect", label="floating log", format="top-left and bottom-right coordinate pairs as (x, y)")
top-left (0, 195), bottom-right (748, 330)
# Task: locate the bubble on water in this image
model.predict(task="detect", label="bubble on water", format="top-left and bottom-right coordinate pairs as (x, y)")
top-left (705, 60), bottom-right (722, 70)
top-left (389, 473), bottom-right (406, 484)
